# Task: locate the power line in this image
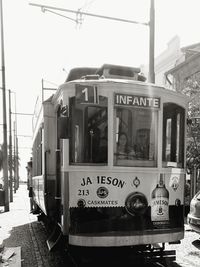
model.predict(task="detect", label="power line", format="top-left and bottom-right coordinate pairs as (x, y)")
top-left (29, 3), bottom-right (149, 26)
top-left (29, 1), bottom-right (155, 83)
top-left (42, 8), bottom-right (78, 23)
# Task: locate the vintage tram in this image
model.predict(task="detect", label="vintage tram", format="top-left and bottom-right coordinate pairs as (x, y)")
top-left (31, 64), bottom-right (187, 259)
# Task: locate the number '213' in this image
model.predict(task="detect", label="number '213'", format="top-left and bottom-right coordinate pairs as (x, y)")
top-left (78, 189), bottom-right (89, 196)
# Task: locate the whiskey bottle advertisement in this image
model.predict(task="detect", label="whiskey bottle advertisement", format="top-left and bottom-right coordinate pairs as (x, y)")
top-left (151, 174), bottom-right (169, 224)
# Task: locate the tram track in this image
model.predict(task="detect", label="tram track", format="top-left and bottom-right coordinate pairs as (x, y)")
top-left (152, 264), bottom-right (163, 267)
top-left (151, 262), bottom-right (170, 267)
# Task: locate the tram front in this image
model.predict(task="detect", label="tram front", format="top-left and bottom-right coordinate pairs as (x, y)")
top-left (60, 77), bottom-right (187, 248)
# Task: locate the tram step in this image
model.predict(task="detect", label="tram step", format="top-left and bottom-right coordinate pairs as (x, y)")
top-left (46, 225), bottom-right (62, 251)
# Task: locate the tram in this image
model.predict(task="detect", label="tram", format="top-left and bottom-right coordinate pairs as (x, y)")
top-left (31, 64), bottom-right (188, 257)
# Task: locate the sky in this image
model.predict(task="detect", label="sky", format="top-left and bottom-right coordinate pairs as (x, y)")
top-left (1, 0), bottom-right (200, 180)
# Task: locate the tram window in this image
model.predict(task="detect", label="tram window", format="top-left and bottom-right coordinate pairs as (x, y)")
top-left (69, 96), bottom-right (108, 164)
top-left (32, 127), bottom-right (43, 176)
top-left (165, 118), bottom-right (172, 161)
top-left (162, 103), bottom-right (185, 168)
top-left (114, 108), bottom-right (158, 167)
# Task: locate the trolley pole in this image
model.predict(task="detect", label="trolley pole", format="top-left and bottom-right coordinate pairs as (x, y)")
top-left (0, 0), bottom-right (9, 211)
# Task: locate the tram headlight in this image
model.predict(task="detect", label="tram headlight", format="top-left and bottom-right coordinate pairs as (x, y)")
top-left (125, 192), bottom-right (148, 216)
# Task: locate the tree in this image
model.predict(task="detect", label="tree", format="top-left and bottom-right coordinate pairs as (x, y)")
top-left (8, 153), bottom-right (20, 172)
top-left (0, 143), bottom-right (20, 173)
top-left (183, 75), bottom-right (200, 173)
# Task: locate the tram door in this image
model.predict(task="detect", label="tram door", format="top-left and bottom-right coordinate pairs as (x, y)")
top-left (56, 106), bottom-right (62, 223)
top-left (56, 104), bottom-right (69, 222)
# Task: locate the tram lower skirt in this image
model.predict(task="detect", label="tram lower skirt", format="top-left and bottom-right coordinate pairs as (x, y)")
top-left (69, 245), bottom-right (176, 265)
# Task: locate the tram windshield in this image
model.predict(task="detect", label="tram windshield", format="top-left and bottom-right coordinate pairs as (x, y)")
top-left (114, 107), bottom-right (158, 167)
top-left (69, 95), bottom-right (108, 164)
top-left (69, 89), bottom-right (185, 168)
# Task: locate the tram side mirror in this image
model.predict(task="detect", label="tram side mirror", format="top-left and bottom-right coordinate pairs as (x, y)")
top-left (58, 117), bottom-right (69, 139)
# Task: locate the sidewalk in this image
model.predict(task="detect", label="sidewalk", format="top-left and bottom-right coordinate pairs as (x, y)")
top-left (0, 184), bottom-right (40, 266)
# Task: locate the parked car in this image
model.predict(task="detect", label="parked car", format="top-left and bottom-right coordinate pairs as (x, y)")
top-left (187, 191), bottom-right (200, 233)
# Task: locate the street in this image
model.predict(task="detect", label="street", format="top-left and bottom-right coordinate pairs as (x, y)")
top-left (165, 224), bottom-right (200, 267)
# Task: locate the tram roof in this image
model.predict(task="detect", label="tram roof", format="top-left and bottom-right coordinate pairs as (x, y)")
top-left (52, 63), bottom-right (188, 103)
top-left (65, 64), bottom-right (146, 82)
top-left (57, 76), bottom-right (188, 101)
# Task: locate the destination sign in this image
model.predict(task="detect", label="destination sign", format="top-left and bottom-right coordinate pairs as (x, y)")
top-left (115, 93), bottom-right (160, 109)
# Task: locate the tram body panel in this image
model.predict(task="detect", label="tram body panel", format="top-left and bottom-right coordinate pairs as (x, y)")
top-left (64, 169), bottom-right (184, 246)
top-left (69, 232), bottom-right (183, 247)
top-left (58, 78), bottom-right (187, 247)
top-left (32, 175), bottom-right (40, 209)
top-left (68, 170), bottom-right (185, 208)
top-left (32, 98), bottom-right (57, 217)
top-left (61, 171), bottom-right (70, 235)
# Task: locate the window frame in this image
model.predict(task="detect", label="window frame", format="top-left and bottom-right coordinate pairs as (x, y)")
top-left (162, 103), bottom-right (185, 168)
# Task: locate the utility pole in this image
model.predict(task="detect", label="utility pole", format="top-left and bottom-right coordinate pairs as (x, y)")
top-left (13, 121), bottom-right (17, 194)
top-left (0, 0), bottom-right (9, 211)
top-left (16, 136), bottom-right (19, 189)
top-left (11, 111), bottom-right (33, 189)
top-left (11, 92), bottom-right (19, 191)
top-left (9, 89), bottom-right (13, 202)
top-left (12, 121), bottom-right (19, 192)
top-left (149, 0), bottom-right (155, 83)
top-left (42, 78), bottom-right (44, 102)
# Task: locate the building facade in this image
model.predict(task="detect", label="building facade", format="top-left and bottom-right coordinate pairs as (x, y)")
top-left (165, 42), bottom-right (200, 92)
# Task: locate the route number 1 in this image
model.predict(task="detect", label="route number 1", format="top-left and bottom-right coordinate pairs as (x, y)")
top-left (75, 84), bottom-right (98, 104)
